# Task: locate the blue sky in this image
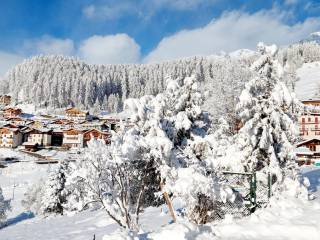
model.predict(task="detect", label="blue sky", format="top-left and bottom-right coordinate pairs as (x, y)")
top-left (0, 0), bottom-right (320, 75)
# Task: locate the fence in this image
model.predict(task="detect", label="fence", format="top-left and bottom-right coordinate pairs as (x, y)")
top-left (211, 171), bottom-right (272, 221)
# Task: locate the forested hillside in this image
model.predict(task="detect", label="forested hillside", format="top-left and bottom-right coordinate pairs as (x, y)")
top-left (2, 42), bottom-right (320, 126)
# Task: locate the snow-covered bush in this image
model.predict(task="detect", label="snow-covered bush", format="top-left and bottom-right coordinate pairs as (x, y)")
top-left (21, 181), bottom-right (45, 215)
top-left (41, 160), bottom-right (71, 215)
top-left (65, 136), bottom-right (159, 230)
top-left (0, 186), bottom-right (11, 227)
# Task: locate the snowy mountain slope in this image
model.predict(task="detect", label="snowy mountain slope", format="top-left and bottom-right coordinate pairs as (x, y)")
top-left (300, 32), bottom-right (320, 44)
top-left (296, 61), bottom-right (320, 100)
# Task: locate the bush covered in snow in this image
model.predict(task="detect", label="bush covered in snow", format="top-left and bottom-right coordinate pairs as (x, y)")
top-left (0, 186), bottom-right (11, 227)
top-left (21, 181), bottom-right (45, 215)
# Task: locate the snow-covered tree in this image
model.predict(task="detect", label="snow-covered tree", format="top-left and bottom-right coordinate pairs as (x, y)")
top-left (0, 186), bottom-right (11, 227)
top-left (66, 137), bottom-right (158, 230)
top-left (92, 98), bottom-right (101, 115)
top-left (124, 75), bottom-right (233, 224)
top-left (236, 43), bottom-right (300, 194)
top-left (41, 160), bottom-right (70, 215)
top-left (22, 181), bottom-right (45, 215)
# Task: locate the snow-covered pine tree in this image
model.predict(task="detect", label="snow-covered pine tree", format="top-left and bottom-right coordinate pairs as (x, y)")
top-left (41, 160), bottom-right (70, 215)
top-left (236, 43), bottom-right (300, 195)
top-left (92, 98), bottom-right (101, 115)
top-left (124, 75), bottom-right (233, 224)
top-left (0, 186), bottom-right (11, 227)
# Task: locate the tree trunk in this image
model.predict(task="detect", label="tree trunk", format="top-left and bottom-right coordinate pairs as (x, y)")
top-left (160, 182), bottom-right (176, 223)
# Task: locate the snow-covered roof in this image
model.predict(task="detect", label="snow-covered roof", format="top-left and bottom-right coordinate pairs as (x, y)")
top-left (296, 138), bottom-right (320, 147)
top-left (295, 146), bottom-right (314, 155)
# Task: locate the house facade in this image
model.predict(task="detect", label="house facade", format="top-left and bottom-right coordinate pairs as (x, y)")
top-left (26, 129), bottom-right (52, 146)
top-left (62, 129), bottom-right (84, 148)
top-left (296, 139), bottom-right (320, 165)
top-left (83, 129), bottom-right (111, 146)
top-left (0, 127), bottom-right (23, 148)
top-left (299, 99), bottom-right (320, 140)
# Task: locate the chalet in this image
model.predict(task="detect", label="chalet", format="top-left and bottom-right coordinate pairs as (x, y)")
top-left (65, 108), bottom-right (89, 121)
top-left (3, 108), bottom-right (22, 118)
top-left (83, 129), bottom-right (111, 146)
top-left (5, 117), bottom-right (33, 126)
top-left (47, 119), bottom-right (74, 130)
top-left (0, 127), bottom-right (23, 148)
top-left (295, 138), bottom-right (320, 166)
top-left (297, 138), bottom-right (320, 152)
top-left (78, 120), bottom-right (109, 131)
top-left (0, 95), bottom-right (11, 106)
top-left (26, 128), bottom-right (53, 146)
top-left (62, 129), bottom-right (85, 148)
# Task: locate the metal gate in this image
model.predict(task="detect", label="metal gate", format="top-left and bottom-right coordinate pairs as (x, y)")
top-left (211, 171), bottom-right (272, 221)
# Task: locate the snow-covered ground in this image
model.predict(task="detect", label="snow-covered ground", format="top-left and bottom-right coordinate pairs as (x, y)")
top-left (296, 62), bottom-right (320, 100)
top-left (0, 150), bottom-right (320, 240)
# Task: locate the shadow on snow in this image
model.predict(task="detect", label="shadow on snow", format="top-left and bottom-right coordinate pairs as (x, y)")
top-left (1, 211), bottom-right (35, 229)
top-left (303, 168), bottom-right (320, 193)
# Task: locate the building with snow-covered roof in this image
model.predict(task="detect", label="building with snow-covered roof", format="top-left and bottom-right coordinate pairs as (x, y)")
top-left (62, 129), bottom-right (85, 148)
top-left (65, 107), bottom-right (89, 121)
top-left (26, 128), bottom-right (53, 147)
top-left (3, 107), bottom-right (22, 118)
top-left (83, 129), bottom-right (111, 146)
top-left (296, 138), bottom-right (320, 166)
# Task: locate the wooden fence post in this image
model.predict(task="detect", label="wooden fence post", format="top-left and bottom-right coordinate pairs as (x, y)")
top-left (160, 182), bottom-right (176, 223)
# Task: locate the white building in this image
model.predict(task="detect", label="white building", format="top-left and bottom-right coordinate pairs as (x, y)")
top-left (62, 129), bottom-right (84, 148)
top-left (0, 127), bottom-right (23, 148)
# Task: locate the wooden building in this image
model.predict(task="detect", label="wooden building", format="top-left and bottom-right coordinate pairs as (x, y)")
top-left (65, 108), bottom-right (89, 121)
top-left (3, 108), bottom-right (22, 118)
top-left (0, 95), bottom-right (11, 106)
top-left (297, 138), bottom-right (320, 152)
top-left (83, 129), bottom-right (111, 146)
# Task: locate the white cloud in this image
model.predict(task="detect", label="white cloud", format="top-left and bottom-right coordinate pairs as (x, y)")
top-left (0, 51), bottom-right (24, 76)
top-left (83, 5), bottom-right (96, 18)
top-left (82, 2), bottom-right (137, 20)
top-left (144, 10), bottom-right (320, 62)
top-left (79, 34), bottom-right (141, 64)
top-left (82, 0), bottom-right (217, 20)
top-left (151, 0), bottom-right (216, 10)
top-left (23, 35), bottom-right (75, 56)
top-left (284, 0), bottom-right (298, 5)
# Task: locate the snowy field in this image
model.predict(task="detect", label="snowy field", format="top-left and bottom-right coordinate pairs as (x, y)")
top-left (296, 61), bottom-right (320, 100)
top-left (0, 149), bottom-right (319, 240)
